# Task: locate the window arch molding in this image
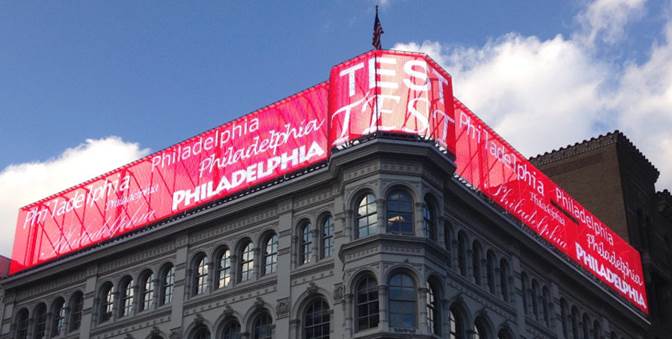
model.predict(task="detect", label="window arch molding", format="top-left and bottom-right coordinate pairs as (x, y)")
top-left (350, 269), bottom-right (380, 332)
top-left (291, 293), bottom-right (332, 339)
top-left (259, 230), bottom-right (279, 276)
top-left (118, 275), bottom-right (135, 318)
top-left (138, 269), bottom-right (155, 312)
top-left (32, 302), bottom-right (48, 339)
top-left (50, 296), bottom-right (67, 337)
top-left (447, 300), bottom-right (471, 339)
top-left (384, 185), bottom-right (416, 235)
top-left (13, 307), bottom-right (29, 339)
top-left (243, 305), bottom-right (275, 339)
top-left (497, 326), bottom-right (515, 339)
top-left (67, 290), bottom-right (84, 333)
top-left (473, 313), bottom-right (495, 339)
top-left (186, 321), bottom-right (212, 339)
top-left (215, 315), bottom-right (243, 339)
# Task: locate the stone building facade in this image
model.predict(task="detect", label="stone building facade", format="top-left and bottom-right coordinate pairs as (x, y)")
top-left (0, 136), bottom-right (655, 339)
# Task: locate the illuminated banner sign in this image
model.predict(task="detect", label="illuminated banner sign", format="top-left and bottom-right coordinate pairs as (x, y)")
top-left (10, 83), bottom-right (328, 274)
top-left (328, 50), bottom-right (455, 153)
top-left (454, 101), bottom-right (648, 314)
top-left (10, 50), bottom-right (647, 314)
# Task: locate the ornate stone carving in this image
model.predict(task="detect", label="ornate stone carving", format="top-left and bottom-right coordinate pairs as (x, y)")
top-left (276, 297), bottom-right (290, 319)
top-left (306, 282), bottom-right (319, 295)
top-left (169, 328), bottom-right (182, 339)
top-left (334, 283), bottom-right (344, 301)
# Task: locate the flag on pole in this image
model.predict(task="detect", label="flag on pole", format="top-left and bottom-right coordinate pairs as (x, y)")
top-left (372, 6), bottom-right (384, 50)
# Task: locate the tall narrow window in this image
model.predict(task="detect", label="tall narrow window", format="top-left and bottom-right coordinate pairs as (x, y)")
top-left (120, 278), bottom-right (135, 317)
top-left (15, 309), bottom-right (29, 339)
top-left (500, 259), bottom-right (510, 302)
top-left (531, 280), bottom-right (539, 320)
top-left (487, 251), bottom-right (496, 294)
top-left (140, 271), bottom-right (154, 312)
top-left (194, 255), bottom-right (209, 295)
top-left (222, 319), bottom-right (241, 339)
top-left (560, 299), bottom-right (569, 338)
top-left (426, 282), bottom-right (440, 335)
top-left (240, 241), bottom-right (255, 282)
top-left (99, 283), bottom-right (114, 323)
top-left (593, 319), bottom-right (602, 339)
top-left (386, 190), bottom-right (414, 235)
top-left (448, 308), bottom-right (463, 339)
top-left (263, 234), bottom-right (278, 275)
top-left (571, 307), bottom-right (580, 339)
top-left (304, 298), bottom-right (330, 339)
top-left (388, 273), bottom-right (417, 329)
top-left (582, 314), bottom-right (590, 339)
top-left (300, 222), bottom-right (312, 265)
top-left (33, 303), bottom-right (47, 339)
top-left (161, 265), bottom-right (175, 305)
top-left (253, 311), bottom-right (273, 339)
top-left (474, 318), bottom-right (487, 339)
top-left (521, 273), bottom-right (529, 314)
top-left (356, 194), bottom-right (378, 238)
top-left (457, 232), bottom-right (467, 276)
top-left (444, 222), bottom-right (453, 265)
top-left (218, 248), bottom-right (233, 288)
top-left (423, 199), bottom-right (435, 240)
top-left (191, 325), bottom-right (211, 339)
top-left (355, 275), bottom-right (379, 331)
top-left (472, 241), bottom-right (482, 285)
top-left (51, 298), bottom-right (66, 337)
top-left (69, 292), bottom-right (84, 332)
top-left (542, 286), bottom-right (550, 326)
top-left (320, 215), bottom-right (334, 259)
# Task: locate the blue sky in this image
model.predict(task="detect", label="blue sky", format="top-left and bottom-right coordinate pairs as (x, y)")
top-left (0, 0), bottom-right (671, 255)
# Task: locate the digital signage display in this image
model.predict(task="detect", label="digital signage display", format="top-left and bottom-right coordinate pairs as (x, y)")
top-left (9, 50), bottom-right (647, 314)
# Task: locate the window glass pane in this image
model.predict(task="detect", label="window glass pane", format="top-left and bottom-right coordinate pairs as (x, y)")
top-left (219, 250), bottom-right (232, 288)
top-left (388, 273), bottom-right (416, 329)
top-left (241, 243), bottom-right (255, 282)
top-left (321, 216), bottom-right (334, 258)
top-left (264, 235), bottom-right (278, 274)
top-left (356, 194), bottom-right (377, 239)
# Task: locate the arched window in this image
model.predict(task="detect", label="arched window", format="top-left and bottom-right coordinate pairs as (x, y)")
top-left (542, 286), bottom-right (550, 326)
top-left (320, 215), bottom-right (334, 259)
top-left (571, 307), bottom-right (580, 339)
top-left (457, 231), bottom-right (467, 276)
top-left (355, 274), bottom-right (379, 331)
top-left (15, 308), bottom-right (29, 339)
top-left (423, 198), bottom-right (436, 240)
top-left (68, 291), bottom-right (84, 333)
top-left (119, 277), bottom-right (135, 317)
top-left (51, 297), bottom-right (66, 337)
top-left (486, 250), bottom-right (496, 294)
top-left (473, 317), bottom-right (488, 339)
top-left (217, 248), bottom-right (233, 288)
top-left (560, 298), bottom-right (569, 338)
top-left (500, 259), bottom-right (510, 302)
top-left (444, 222), bottom-right (453, 265)
top-left (139, 271), bottom-right (154, 312)
top-left (426, 280), bottom-right (440, 335)
top-left (193, 254), bottom-right (209, 295)
top-left (252, 310), bottom-right (273, 339)
top-left (472, 241), bottom-right (482, 285)
top-left (388, 273), bottom-right (416, 329)
top-left (531, 280), bottom-right (539, 320)
top-left (304, 298), bottom-right (330, 339)
top-left (99, 282), bottom-right (114, 323)
top-left (448, 306), bottom-right (464, 339)
top-left (386, 190), bottom-right (413, 235)
top-left (239, 241), bottom-right (255, 282)
top-left (33, 303), bottom-right (47, 339)
top-left (498, 327), bottom-right (513, 339)
top-left (160, 264), bottom-right (175, 305)
top-left (263, 233), bottom-right (278, 275)
top-left (593, 319), bottom-right (602, 339)
top-left (221, 318), bottom-right (241, 339)
top-left (300, 222), bottom-right (312, 265)
top-left (355, 193), bottom-right (377, 238)
top-left (582, 314), bottom-right (591, 339)
top-left (191, 325), bottom-right (211, 339)
top-left (521, 273), bottom-right (529, 315)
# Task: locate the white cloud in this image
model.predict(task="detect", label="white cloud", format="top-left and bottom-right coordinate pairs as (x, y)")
top-left (576, 0), bottom-right (646, 46)
top-left (0, 137), bottom-right (149, 257)
top-left (392, 2), bottom-right (672, 190)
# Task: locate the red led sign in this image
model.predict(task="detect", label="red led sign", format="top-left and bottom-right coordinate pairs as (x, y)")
top-left (10, 83), bottom-right (328, 275)
top-left (9, 50), bottom-right (647, 314)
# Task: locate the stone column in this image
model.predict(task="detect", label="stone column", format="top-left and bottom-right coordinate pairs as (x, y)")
top-left (275, 200), bottom-right (294, 338)
top-left (169, 234), bottom-right (189, 335)
top-left (418, 287), bottom-right (429, 334)
top-left (343, 293), bottom-right (353, 336)
top-left (378, 284), bottom-right (388, 331)
top-left (376, 198), bottom-right (385, 235)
